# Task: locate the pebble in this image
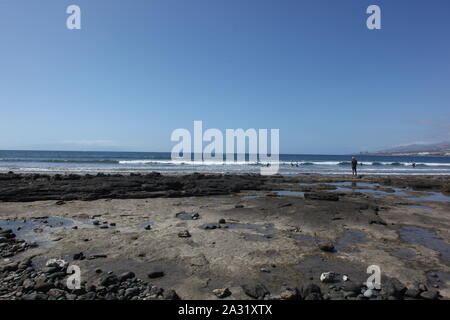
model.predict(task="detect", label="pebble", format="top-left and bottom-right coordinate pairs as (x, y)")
top-left (363, 289), bottom-right (373, 298)
top-left (320, 272), bottom-right (336, 283)
top-left (148, 270), bottom-right (165, 279)
top-left (318, 242), bottom-right (335, 252)
top-left (213, 288), bottom-right (231, 299)
top-left (178, 230), bottom-right (191, 238)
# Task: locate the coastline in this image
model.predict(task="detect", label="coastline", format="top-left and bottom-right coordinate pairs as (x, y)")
top-left (1, 173), bottom-right (449, 300)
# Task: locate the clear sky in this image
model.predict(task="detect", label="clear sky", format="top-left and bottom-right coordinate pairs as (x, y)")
top-left (0, 0), bottom-right (449, 154)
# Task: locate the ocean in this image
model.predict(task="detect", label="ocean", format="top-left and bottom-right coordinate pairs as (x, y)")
top-left (0, 150), bottom-right (450, 176)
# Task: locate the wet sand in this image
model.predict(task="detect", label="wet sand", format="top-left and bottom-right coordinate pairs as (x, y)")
top-left (1, 173), bottom-right (450, 300)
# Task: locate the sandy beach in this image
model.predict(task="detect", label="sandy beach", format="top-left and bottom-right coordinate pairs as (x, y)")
top-left (1, 172), bottom-right (449, 300)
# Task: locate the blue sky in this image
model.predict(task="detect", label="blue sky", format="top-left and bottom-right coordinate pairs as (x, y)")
top-left (0, 0), bottom-right (449, 154)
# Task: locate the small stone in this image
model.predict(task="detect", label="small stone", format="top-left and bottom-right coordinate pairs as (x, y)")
top-left (164, 290), bottom-right (180, 300)
top-left (34, 281), bottom-right (54, 293)
top-left (420, 290), bottom-right (439, 300)
top-left (45, 258), bottom-right (68, 269)
top-left (125, 287), bottom-right (139, 298)
top-left (145, 225), bottom-right (152, 230)
top-left (260, 267), bottom-right (271, 273)
top-left (304, 292), bottom-right (323, 300)
top-left (341, 281), bottom-right (363, 293)
top-left (418, 283), bottom-right (428, 292)
top-left (178, 230), bottom-right (191, 238)
top-left (320, 272), bottom-right (336, 283)
top-left (119, 271), bottom-right (136, 282)
top-left (148, 270), bottom-right (165, 279)
top-left (100, 274), bottom-right (119, 287)
top-left (279, 288), bottom-right (299, 300)
top-left (405, 289), bottom-right (420, 298)
top-left (363, 289), bottom-right (373, 298)
top-left (242, 283), bottom-right (269, 299)
top-left (318, 242), bottom-right (335, 252)
top-left (73, 252), bottom-right (85, 260)
top-left (213, 288), bottom-right (231, 299)
top-left (218, 219), bottom-right (226, 224)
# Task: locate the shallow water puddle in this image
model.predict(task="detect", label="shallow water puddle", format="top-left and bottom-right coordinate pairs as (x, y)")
top-left (391, 248), bottom-right (417, 260)
top-left (137, 221), bottom-right (155, 228)
top-left (404, 192), bottom-right (450, 203)
top-left (0, 217), bottom-right (93, 247)
top-left (335, 230), bottom-right (368, 252)
top-left (226, 222), bottom-right (274, 234)
top-left (399, 226), bottom-right (450, 262)
top-left (242, 195), bottom-right (263, 199)
top-left (299, 182), bottom-right (407, 197)
top-left (290, 234), bottom-right (327, 247)
top-left (273, 190), bottom-right (305, 197)
top-left (241, 233), bottom-right (275, 241)
top-left (175, 212), bottom-right (197, 220)
top-left (401, 204), bottom-right (432, 210)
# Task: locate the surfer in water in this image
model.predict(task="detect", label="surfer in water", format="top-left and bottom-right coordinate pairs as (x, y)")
top-left (351, 157), bottom-right (358, 176)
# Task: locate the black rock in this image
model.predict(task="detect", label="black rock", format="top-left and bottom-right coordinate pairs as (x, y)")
top-left (242, 283), bottom-right (269, 299)
top-left (148, 270), bottom-right (165, 279)
top-left (125, 287), bottom-right (139, 298)
top-left (404, 289), bottom-right (420, 298)
top-left (22, 293), bottom-right (49, 300)
top-left (149, 286), bottom-right (163, 296)
top-left (420, 290), bottom-right (439, 300)
top-left (299, 283), bottom-right (321, 299)
top-left (201, 223), bottom-right (219, 230)
top-left (164, 289), bottom-right (180, 300)
top-left (100, 274), bottom-right (119, 287)
top-left (381, 278), bottom-right (407, 298)
top-left (178, 230), bottom-right (191, 238)
top-left (34, 282), bottom-right (55, 293)
top-left (318, 242), bottom-right (335, 252)
top-left (119, 271), bottom-right (136, 282)
top-left (304, 292), bottom-right (323, 300)
top-left (73, 252), bottom-right (85, 260)
top-left (218, 219), bottom-right (226, 224)
top-left (341, 281), bottom-right (363, 293)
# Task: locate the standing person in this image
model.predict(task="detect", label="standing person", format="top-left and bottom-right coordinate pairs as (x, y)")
top-left (351, 157), bottom-right (358, 176)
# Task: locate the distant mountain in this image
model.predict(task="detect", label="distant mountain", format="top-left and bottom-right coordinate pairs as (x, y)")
top-left (362, 141), bottom-right (450, 156)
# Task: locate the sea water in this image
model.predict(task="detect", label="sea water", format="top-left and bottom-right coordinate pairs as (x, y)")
top-left (1, 150), bottom-right (450, 175)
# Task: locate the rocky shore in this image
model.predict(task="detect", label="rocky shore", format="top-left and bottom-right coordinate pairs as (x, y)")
top-left (1, 173), bottom-right (449, 300)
